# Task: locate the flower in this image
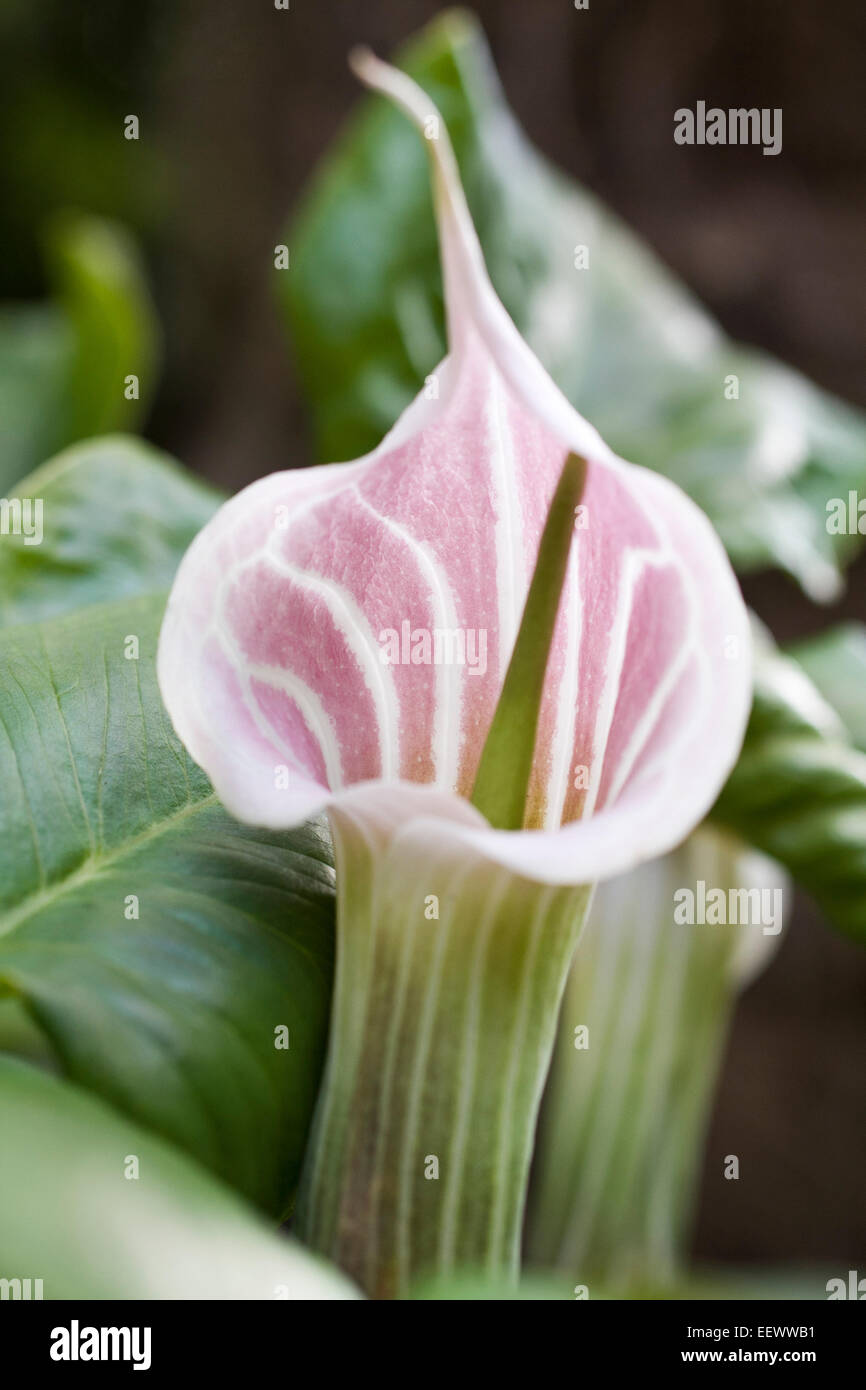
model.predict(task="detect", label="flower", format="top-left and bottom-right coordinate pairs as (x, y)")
top-left (157, 52), bottom-right (750, 883)
top-left (157, 49), bottom-right (752, 1298)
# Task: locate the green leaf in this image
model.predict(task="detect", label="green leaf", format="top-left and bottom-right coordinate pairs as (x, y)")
top-left (282, 9), bottom-right (866, 601)
top-left (0, 1057), bottom-right (358, 1300)
top-left (0, 594), bottom-right (335, 1216)
top-left (45, 210), bottom-right (160, 443)
top-left (787, 623), bottom-right (866, 752)
top-left (0, 442), bottom-right (335, 1215)
top-left (472, 453), bottom-right (586, 829)
top-left (0, 213), bottom-right (158, 493)
top-left (0, 433), bottom-right (221, 1053)
top-left (0, 304), bottom-right (70, 491)
top-left (712, 632), bottom-right (866, 944)
top-left (0, 435), bottom-right (220, 628)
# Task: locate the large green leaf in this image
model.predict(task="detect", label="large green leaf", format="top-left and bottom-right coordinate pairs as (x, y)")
top-left (0, 1057), bottom-right (358, 1299)
top-left (0, 594), bottom-right (335, 1216)
top-left (0, 213), bottom-right (158, 493)
top-left (282, 9), bottom-right (866, 601)
top-left (0, 441), bottom-right (336, 1215)
top-left (0, 435), bottom-right (219, 628)
top-left (712, 631), bottom-right (866, 944)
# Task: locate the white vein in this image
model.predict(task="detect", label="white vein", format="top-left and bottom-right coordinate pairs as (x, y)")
top-left (485, 369), bottom-right (525, 674)
top-left (545, 550), bottom-right (583, 829)
top-left (351, 485), bottom-right (463, 788)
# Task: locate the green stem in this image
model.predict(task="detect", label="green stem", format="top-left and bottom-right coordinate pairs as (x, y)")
top-left (526, 827), bottom-right (781, 1292)
top-left (294, 795), bottom-right (591, 1298)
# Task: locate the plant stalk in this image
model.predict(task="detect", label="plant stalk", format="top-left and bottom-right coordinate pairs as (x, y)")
top-left (294, 794), bottom-right (592, 1298)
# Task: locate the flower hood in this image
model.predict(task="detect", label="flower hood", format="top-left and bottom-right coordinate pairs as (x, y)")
top-left (158, 50), bottom-right (751, 886)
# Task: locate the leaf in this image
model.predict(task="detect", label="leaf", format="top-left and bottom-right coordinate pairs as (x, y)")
top-left (0, 594), bottom-right (335, 1216)
top-left (0, 439), bottom-right (336, 1214)
top-left (0, 304), bottom-right (70, 492)
top-left (0, 213), bottom-right (158, 493)
top-left (712, 631), bottom-right (866, 944)
top-left (0, 1057), bottom-right (358, 1300)
top-left (0, 432), bottom-right (220, 1056)
top-left (0, 435), bottom-right (221, 628)
top-left (787, 623), bottom-right (866, 752)
top-left (282, 9), bottom-right (866, 602)
top-left (45, 210), bottom-right (160, 442)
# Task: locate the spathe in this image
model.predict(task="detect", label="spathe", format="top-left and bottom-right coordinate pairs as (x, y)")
top-left (158, 52), bottom-right (751, 887)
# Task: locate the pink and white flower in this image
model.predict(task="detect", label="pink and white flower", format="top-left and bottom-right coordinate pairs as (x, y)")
top-left (158, 52), bottom-right (751, 884)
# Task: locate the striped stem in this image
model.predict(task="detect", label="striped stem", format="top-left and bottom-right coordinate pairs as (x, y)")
top-left (526, 827), bottom-right (784, 1291)
top-left (294, 795), bottom-right (591, 1298)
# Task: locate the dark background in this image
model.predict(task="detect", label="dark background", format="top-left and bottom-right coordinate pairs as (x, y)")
top-left (2, 0), bottom-right (864, 1271)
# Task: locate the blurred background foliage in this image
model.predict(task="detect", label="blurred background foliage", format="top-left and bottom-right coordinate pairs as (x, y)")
top-left (0, 0), bottom-right (864, 1274)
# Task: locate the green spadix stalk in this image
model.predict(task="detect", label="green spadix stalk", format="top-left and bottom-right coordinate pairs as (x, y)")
top-left (472, 453), bottom-right (587, 829)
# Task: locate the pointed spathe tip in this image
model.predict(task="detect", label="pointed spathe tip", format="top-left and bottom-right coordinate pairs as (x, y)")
top-left (347, 45), bottom-right (377, 83)
top-left (348, 44), bottom-right (446, 141)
